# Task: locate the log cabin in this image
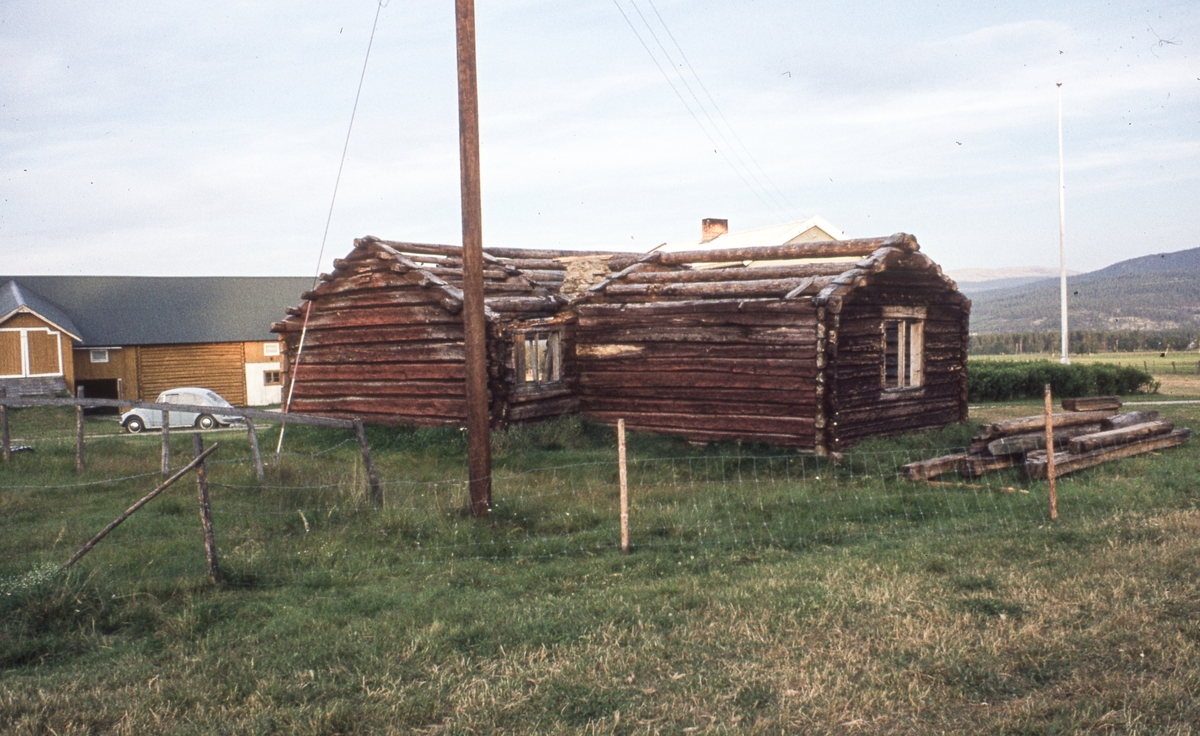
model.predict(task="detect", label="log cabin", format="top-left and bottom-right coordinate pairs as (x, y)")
top-left (270, 236), bottom-right (637, 426)
top-left (574, 232), bottom-right (970, 451)
top-left (273, 230), bottom-right (969, 451)
top-left (0, 276), bottom-right (308, 405)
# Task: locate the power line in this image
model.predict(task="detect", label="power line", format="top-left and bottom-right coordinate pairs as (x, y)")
top-left (644, 0), bottom-right (800, 217)
top-left (611, 0), bottom-right (789, 220)
top-left (630, 0), bottom-right (791, 218)
top-left (278, 0), bottom-right (387, 458)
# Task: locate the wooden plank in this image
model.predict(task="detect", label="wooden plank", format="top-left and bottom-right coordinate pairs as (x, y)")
top-left (299, 343), bottom-right (466, 364)
top-left (506, 395), bottom-right (579, 422)
top-left (582, 325), bottom-right (817, 345)
top-left (291, 396), bottom-right (467, 418)
top-left (1101, 410), bottom-right (1160, 431)
top-left (649, 236), bottom-right (901, 265)
top-left (1067, 420), bottom-right (1175, 454)
top-left (587, 410), bottom-right (813, 436)
top-left (1025, 428), bottom-right (1191, 479)
top-left (900, 454), bottom-right (966, 480)
top-left (579, 396), bottom-right (812, 418)
top-left (622, 264), bottom-right (849, 283)
top-left (985, 424), bottom-right (1102, 456)
top-left (580, 386), bottom-right (814, 406)
top-left (1062, 396), bottom-right (1122, 412)
top-left (960, 454), bottom-right (1022, 477)
top-left (578, 310), bottom-right (818, 330)
top-left (602, 278), bottom-right (811, 299)
top-left (581, 359), bottom-right (817, 380)
top-left (295, 325), bottom-right (465, 348)
top-left (292, 380), bottom-right (465, 398)
top-left (577, 299), bottom-right (815, 318)
top-left (290, 362), bottom-right (465, 382)
top-left (976, 410), bottom-right (1111, 440)
top-left (579, 371), bottom-right (811, 391)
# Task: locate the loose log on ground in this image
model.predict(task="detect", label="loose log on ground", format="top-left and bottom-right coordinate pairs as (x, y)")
top-left (1025, 428), bottom-right (1191, 479)
top-left (986, 424), bottom-right (1102, 456)
top-left (1101, 410), bottom-right (1160, 431)
top-left (1067, 420), bottom-right (1175, 454)
top-left (1062, 396), bottom-right (1122, 412)
top-left (901, 454), bottom-right (966, 481)
top-left (976, 410), bottom-right (1111, 440)
top-left (960, 454), bottom-right (1023, 478)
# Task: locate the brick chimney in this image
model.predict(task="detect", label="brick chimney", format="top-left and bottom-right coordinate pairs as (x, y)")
top-left (701, 218), bottom-right (728, 243)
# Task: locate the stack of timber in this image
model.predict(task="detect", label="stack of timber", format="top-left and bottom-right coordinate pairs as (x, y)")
top-left (271, 236), bottom-right (635, 426)
top-left (901, 396), bottom-right (1191, 481)
top-left (575, 233), bottom-right (971, 448)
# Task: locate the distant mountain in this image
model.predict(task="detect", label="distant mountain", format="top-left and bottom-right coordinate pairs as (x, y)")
top-left (967, 247), bottom-right (1200, 333)
top-left (950, 267), bottom-right (1081, 296)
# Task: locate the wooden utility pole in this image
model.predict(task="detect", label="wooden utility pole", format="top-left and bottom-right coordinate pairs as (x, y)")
top-left (455, 0), bottom-right (491, 516)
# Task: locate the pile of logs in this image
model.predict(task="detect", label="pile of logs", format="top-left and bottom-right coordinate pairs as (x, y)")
top-left (902, 396), bottom-right (1191, 482)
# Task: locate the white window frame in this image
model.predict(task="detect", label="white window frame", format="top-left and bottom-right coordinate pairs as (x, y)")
top-left (263, 342), bottom-right (281, 357)
top-left (515, 330), bottom-right (563, 387)
top-left (90, 349), bottom-right (110, 364)
top-left (0, 327), bottom-right (63, 378)
top-left (881, 307), bottom-right (925, 391)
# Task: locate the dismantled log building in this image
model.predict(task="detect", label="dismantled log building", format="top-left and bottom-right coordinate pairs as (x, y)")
top-left (270, 236), bottom-right (635, 426)
top-left (274, 232), bottom-right (970, 451)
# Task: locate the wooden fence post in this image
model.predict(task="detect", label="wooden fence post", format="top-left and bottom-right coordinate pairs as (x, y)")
top-left (75, 405), bottom-right (85, 474)
top-left (192, 434), bottom-right (221, 584)
top-left (161, 409), bottom-right (171, 477)
top-left (353, 419), bottom-right (383, 509)
top-left (619, 418), bottom-right (629, 554)
top-left (63, 443), bottom-right (220, 570)
top-left (245, 418), bottom-right (265, 482)
top-left (1, 388), bottom-right (9, 464)
top-left (1044, 384), bottom-right (1058, 521)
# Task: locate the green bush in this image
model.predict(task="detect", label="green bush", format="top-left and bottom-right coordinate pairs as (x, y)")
top-left (967, 360), bottom-right (1157, 402)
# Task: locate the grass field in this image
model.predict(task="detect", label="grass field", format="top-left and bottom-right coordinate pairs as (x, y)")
top-left (2, 399), bottom-right (1199, 733)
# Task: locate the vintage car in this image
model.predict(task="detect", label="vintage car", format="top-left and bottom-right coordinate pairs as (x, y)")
top-left (121, 388), bottom-right (244, 433)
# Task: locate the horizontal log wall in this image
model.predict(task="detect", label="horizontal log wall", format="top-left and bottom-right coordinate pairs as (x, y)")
top-left (575, 299), bottom-right (819, 447)
top-left (828, 271), bottom-right (969, 449)
top-left (277, 250), bottom-right (567, 427)
top-left (279, 254), bottom-right (479, 426)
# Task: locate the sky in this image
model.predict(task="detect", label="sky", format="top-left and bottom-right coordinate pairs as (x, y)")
top-left (1, 0), bottom-right (1197, 277)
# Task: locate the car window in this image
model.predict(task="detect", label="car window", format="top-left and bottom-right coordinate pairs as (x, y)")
top-left (206, 392), bottom-right (224, 404)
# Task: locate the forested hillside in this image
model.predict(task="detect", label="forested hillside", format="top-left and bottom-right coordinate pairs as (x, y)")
top-left (967, 247), bottom-right (1200, 333)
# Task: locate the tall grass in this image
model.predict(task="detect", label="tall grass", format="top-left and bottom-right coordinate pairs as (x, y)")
top-left (2, 406), bottom-right (1199, 733)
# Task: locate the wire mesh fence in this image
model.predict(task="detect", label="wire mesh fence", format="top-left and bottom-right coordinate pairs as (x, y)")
top-left (4, 412), bottom-right (1197, 596)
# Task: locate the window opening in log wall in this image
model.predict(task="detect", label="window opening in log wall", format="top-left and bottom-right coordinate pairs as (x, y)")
top-left (882, 307), bottom-right (925, 390)
top-left (517, 331), bottom-right (562, 386)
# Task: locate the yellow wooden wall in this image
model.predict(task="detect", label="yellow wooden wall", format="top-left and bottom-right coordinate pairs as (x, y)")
top-left (0, 312), bottom-right (75, 386)
top-left (136, 343), bottom-right (247, 405)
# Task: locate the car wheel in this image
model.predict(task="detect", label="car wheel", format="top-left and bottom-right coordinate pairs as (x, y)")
top-left (125, 416), bottom-right (145, 434)
top-left (197, 414), bottom-right (217, 430)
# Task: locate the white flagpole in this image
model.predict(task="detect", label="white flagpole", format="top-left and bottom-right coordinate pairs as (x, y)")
top-left (1057, 81), bottom-right (1069, 365)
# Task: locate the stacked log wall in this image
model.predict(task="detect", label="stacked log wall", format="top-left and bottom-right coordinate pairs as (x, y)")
top-left (828, 271), bottom-right (969, 449)
top-left (574, 299), bottom-right (820, 447)
top-left (277, 257), bottom-right (472, 426)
